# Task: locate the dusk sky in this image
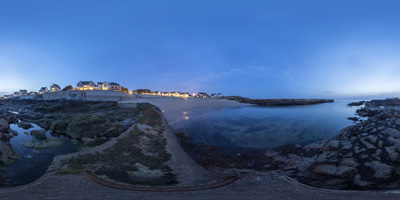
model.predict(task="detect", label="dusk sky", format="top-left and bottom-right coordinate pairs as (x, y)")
top-left (1, 0), bottom-right (400, 99)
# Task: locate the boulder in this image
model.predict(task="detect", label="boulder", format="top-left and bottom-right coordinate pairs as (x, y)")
top-left (364, 161), bottom-right (393, 179)
top-left (366, 135), bottom-right (378, 144)
top-left (18, 122), bottom-right (33, 129)
top-left (382, 128), bottom-right (400, 138)
top-left (387, 137), bottom-right (400, 151)
top-left (312, 164), bottom-right (357, 178)
top-left (353, 174), bottom-right (372, 187)
top-left (359, 138), bottom-right (376, 150)
top-left (0, 119), bottom-right (9, 133)
top-left (385, 146), bottom-right (399, 161)
top-left (81, 137), bottom-right (98, 146)
top-left (65, 114), bottom-right (113, 138)
top-left (340, 158), bottom-right (359, 167)
top-left (265, 150), bottom-right (279, 157)
top-left (325, 140), bottom-right (340, 150)
top-left (30, 129), bottom-right (47, 139)
top-left (0, 140), bottom-right (19, 165)
top-left (50, 119), bottom-right (70, 135)
top-left (103, 123), bottom-right (127, 137)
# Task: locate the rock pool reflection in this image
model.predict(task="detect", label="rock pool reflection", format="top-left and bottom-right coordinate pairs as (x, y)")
top-left (2, 123), bottom-right (80, 187)
top-left (173, 100), bottom-right (362, 150)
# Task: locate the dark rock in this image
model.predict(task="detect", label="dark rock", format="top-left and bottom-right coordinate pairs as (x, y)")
top-left (340, 158), bottom-right (359, 167)
top-left (353, 174), bottom-right (372, 187)
top-left (364, 161), bottom-right (393, 179)
top-left (81, 137), bottom-right (98, 146)
top-left (65, 114), bottom-right (113, 138)
top-left (0, 119), bottom-right (9, 133)
top-left (103, 123), bottom-right (127, 137)
top-left (347, 117), bottom-right (358, 121)
top-left (348, 101), bottom-right (365, 106)
top-left (0, 140), bottom-right (19, 165)
top-left (50, 119), bottom-right (70, 135)
top-left (312, 164), bottom-right (357, 178)
top-left (365, 135), bottom-right (378, 144)
top-left (18, 122), bottom-right (33, 129)
top-left (381, 128), bottom-right (400, 138)
top-left (359, 138), bottom-right (376, 150)
top-left (30, 129), bottom-right (47, 139)
top-left (325, 140), bottom-right (340, 150)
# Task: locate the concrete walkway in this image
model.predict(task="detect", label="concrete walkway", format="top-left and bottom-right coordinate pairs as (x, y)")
top-left (1, 171), bottom-right (400, 200)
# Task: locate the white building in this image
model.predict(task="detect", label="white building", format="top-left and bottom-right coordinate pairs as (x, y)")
top-left (76, 81), bottom-right (96, 90)
top-left (50, 83), bottom-right (61, 92)
top-left (39, 87), bottom-right (49, 94)
top-left (18, 90), bottom-right (27, 96)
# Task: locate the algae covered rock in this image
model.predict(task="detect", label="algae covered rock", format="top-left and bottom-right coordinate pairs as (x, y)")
top-left (22, 137), bottom-right (66, 149)
top-left (50, 119), bottom-right (70, 135)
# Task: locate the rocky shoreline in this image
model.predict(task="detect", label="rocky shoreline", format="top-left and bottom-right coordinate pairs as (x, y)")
top-left (3, 98), bottom-right (400, 194)
top-left (260, 98), bottom-right (400, 190)
top-left (0, 99), bottom-right (225, 188)
top-left (0, 110), bottom-right (19, 167)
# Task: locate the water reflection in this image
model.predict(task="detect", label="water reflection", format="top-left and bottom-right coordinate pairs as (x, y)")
top-left (173, 100), bottom-right (362, 150)
top-left (2, 123), bottom-right (80, 187)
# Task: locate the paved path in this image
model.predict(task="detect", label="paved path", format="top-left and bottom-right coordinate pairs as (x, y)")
top-left (1, 171), bottom-right (400, 200)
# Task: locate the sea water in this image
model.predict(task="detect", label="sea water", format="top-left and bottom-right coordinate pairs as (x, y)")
top-left (173, 100), bottom-right (363, 150)
top-left (2, 123), bottom-right (80, 186)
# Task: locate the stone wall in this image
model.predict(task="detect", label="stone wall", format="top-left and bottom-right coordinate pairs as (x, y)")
top-left (30, 91), bottom-right (135, 102)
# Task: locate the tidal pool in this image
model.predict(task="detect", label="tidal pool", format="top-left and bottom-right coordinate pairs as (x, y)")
top-left (2, 122), bottom-right (80, 187)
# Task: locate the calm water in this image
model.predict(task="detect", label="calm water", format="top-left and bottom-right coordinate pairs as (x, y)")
top-left (2, 122), bottom-right (80, 186)
top-left (173, 100), bottom-right (363, 150)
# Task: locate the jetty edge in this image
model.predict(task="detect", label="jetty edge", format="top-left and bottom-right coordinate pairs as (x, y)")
top-left (221, 96), bottom-right (334, 106)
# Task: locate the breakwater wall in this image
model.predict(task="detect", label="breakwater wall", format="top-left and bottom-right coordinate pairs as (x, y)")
top-left (20, 91), bottom-right (135, 102)
top-left (237, 99), bottom-right (334, 106)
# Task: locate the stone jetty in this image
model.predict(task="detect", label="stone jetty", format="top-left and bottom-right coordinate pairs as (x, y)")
top-left (237, 98), bottom-right (334, 106)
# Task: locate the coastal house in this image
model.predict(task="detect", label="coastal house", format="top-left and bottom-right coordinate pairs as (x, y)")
top-left (76, 81), bottom-right (96, 90)
top-left (196, 92), bottom-right (209, 98)
top-left (18, 90), bottom-right (27, 96)
top-left (39, 87), bottom-right (49, 94)
top-left (109, 82), bottom-right (121, 91)
top-left (137, 89), bottom-right (151, 94)
top-left (97, 81), bottom-right (109, 90)
top-left (50, 83), bottom-right (61, 92)
top-left (170, 91), bottom-right (180, 97)
top-left (210, 93), bottom-right (223, 98)
top-left (181, 93), bottom-right (190, 98)
top-left (28, 92), bottom-right (38, 96)
top-left (161, 92), bottom-right (170, 96)
top-left (61, 85), bottom-right (74, 91)
top-left (150, 91), bottom-right (161, 95)
top-left (13, 92), bottom-right (19, 96)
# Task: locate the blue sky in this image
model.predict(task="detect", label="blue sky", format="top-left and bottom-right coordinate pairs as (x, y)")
top-left (1, 0), bottom-right (400, 99)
